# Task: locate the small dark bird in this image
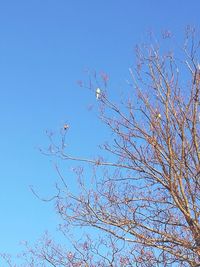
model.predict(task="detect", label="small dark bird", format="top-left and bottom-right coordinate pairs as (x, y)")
top-left (64, 124), bottom-right (69, 130)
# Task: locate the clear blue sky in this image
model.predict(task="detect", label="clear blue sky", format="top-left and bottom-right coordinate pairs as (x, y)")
top-left (0, 0), bottom-right (199, 260)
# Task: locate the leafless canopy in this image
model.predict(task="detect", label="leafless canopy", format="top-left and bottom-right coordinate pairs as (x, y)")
top-left (5, 28), bottom-right (200, 267)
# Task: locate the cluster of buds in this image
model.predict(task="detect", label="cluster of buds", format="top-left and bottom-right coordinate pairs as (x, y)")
top-left (193, 63), bottom-right (200, 85)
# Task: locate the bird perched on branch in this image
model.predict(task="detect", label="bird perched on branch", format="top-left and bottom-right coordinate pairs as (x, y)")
top-left (63, 124), bottom-right (69, 130)
top-left (96, 88), bottom-right (101, 100)
top-left (156, 113), bottom-right (162, 119)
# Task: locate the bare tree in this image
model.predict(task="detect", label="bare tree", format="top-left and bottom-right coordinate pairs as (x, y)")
top-left (4, 28), bottom-right (200, 266)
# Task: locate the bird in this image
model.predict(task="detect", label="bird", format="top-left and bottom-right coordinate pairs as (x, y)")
top-left (96, 88), bottom-right (101, 100)
top-left (155, 113), bottom-right (161, 121)
top-left (63, 124), bottom-right (69, 130)
top-left (157, 113), bottom-right (162, 119)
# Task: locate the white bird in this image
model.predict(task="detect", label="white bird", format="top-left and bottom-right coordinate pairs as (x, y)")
top-left (96, 88), bottom-right (101, 100)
